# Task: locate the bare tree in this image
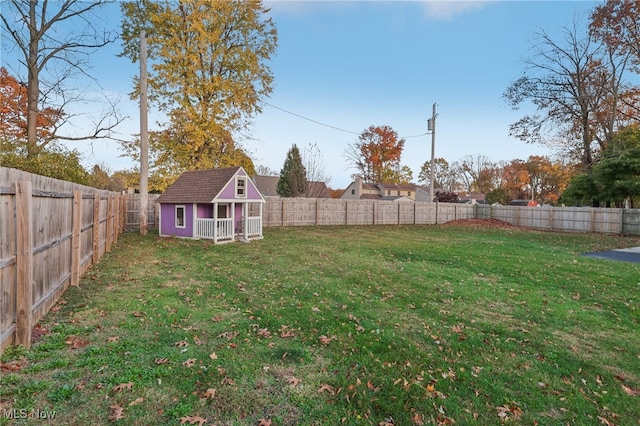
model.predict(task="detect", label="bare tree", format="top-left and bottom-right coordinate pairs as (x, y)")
top-left (503, 16), bottom-right (630, 169)
top-left (458, 154), bottom-right (499, 194)
top-left (1, 0), bottom-right (124, 160)
top-left (301, 142), bottom-right (331, 197)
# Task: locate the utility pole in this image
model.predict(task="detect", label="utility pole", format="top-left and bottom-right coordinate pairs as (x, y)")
top-left (428, 103), bottom-right (437, 203)
top-left (139, 30), bottom-right (149, 235)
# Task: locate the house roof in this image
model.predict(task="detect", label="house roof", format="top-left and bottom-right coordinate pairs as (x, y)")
top-left (377, 182), bottom-right (419, 191)
top-left (252, 175), bottom-right (332, 198)
top-left (361, 193), bottom-right (382, 200)
top-left (156, 167), bottom-right (242, 204)
top-left (253, 175), bottom-right (279, 197)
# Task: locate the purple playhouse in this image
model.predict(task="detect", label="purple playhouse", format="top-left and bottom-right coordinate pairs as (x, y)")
top-left (156, 166), bottom-right (265, 244)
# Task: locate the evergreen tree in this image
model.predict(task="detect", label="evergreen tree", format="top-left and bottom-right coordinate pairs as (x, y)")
top-left (277, 144), bottom-right (307, 197)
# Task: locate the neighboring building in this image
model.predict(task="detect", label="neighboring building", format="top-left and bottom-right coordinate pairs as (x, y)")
top-left (252, 175), bottom-right (332, 198)
top-left (459, 193), bottom-right (487, 204)
top-left (340, 177), bottom-right (429, 201)
top-left (509, 199), bottom-right (538, 207)
top-left (156, 166), bottom-right (265, 244)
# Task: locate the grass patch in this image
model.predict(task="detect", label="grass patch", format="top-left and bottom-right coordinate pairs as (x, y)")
top-left (1, 224), bottom-right (639, 425)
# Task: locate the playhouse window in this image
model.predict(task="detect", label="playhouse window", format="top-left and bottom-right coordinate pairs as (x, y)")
top-left (236, 177), bottom-right (247, 198)
top-left (175, 205), bottom-right (186, 228)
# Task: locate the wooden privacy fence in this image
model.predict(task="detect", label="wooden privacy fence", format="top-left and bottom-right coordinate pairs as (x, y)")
top-left (125, 193), bottom-right (160, 230)
top-left (475, 204), bottom-right (640, 235)
top-left (0, 168), bottom-right (124, 353)
top-left (124, 196), bottom-right (640, 235)
top-left (263, 198), bottom-right (474, 227)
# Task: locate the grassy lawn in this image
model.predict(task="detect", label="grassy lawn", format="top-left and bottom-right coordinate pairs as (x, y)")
top-left (1, 223), bottom-right (640, 425)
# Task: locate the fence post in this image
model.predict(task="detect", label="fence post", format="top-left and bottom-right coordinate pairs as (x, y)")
top-left (93, 194), bottom-right (100, 263)
top-left (281, 200), bottom-right (285, 227)
top-left (315, 199), bottom-right (319, 226)
top-left (345, 200), bottom-right (349, 225)
top-left (620, 208), bottom-right (625, 235)
top-left (16, 181), bottom-right (33, 349)
top-left (373, 201), bottom-right (376, 225)
top-left (106, 195), bottom-right (113, 252)
top-left (71, 190), bottom-right (82, 287)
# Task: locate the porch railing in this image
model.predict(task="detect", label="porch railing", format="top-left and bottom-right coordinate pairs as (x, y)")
top-left (246, 216), bottom-right (262, 237)
top-left (195, 218), bottom-right (233, 240)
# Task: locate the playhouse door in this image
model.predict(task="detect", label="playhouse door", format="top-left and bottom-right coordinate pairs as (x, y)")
top-left (234, 204), bottom-right (243, 234)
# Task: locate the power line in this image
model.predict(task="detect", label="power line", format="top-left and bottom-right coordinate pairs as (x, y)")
top-left (261, 100), bottom-right (428, 139)
top-left (262, 101), bottom-right (359, 135)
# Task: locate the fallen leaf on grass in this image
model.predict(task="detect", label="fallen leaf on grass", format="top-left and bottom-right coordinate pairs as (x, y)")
top-left (108, 404), bottom-right (125, 421)
top-left (496, 404), bottom-right (523, 421)
top-left (180, 415), bottom-right (207, 425)
top-left (318, 384), bottom-right (335, 394)
top-left (621, 384), bottom-right (640, 396)
top-left (311, 306), bottom-right (321, 312)
top-left (598, 416), bottom-right (615, 426)
top-left (280, 331), bottom-right (296, 338)
top-left (258, 419), bottom-right (272, 426)
top-left (202, 388), bottom-right (216, 399)
top-left (209, 352), bottom-right (217, 360)
top-left (319, 335), bottom-right (332, 345)
top-left (65, 335), bottom-right (89, 349)
top-left (112, 382), bottom-right (133, 393)
top-left (257, 328), bottom-right (272, 338)
top-left (129, 397), bottom-right (144, 406)
top-left (286, 376), bottom-right (301, 387)
top-left (107, 336), bottom-right (119, 343)
top-left (183, 358), bottom-right (197, 368)
top-left (174, 340), bottom-right (189, 348)
top-left (0, 361), bottom-right (24, 372)
top-left (411, 413), bottom-right (425, 425)
top-left (155, 358), bottom-right (169, 365)
top-left (221, 377), bottom-right (235, 385)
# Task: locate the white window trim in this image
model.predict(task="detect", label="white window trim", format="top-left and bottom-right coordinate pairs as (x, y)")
top-left (236, 176), bottom-right (247, 198)
top-left (175, 205), bottom-right (186, 229)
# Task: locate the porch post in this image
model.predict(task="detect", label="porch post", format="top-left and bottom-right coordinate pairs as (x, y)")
top-left (231, 202), bottom-right (235, 242)
top-left (259, 203), bottom-right (263, 237)
top-left (213, 202), bottom-right (218, 244)
top-left (243, 203), bottom-right (249, 240)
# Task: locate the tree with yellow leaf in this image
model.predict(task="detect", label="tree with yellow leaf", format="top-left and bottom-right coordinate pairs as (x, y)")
top-left (120, 0), bottom-right (277, 174)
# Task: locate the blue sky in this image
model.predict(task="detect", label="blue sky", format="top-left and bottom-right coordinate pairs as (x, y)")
top-left (3, 1), bottom-right (599, 189)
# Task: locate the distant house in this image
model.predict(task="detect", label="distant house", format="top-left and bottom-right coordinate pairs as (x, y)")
top-left (156, 166), bottom-right (265, 244)
top-left (340, 177), bottom-right (429, 202)
top-left (459, 193), bottom-right (487, 204)
top-left (252, 175), bottom-right (332, 198)
top-left (509, 199), bottom-right (538, 207)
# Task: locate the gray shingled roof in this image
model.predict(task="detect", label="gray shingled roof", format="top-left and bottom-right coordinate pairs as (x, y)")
top-left (156, 167), bottom-right (241, 204)
top-left (253, 175), bottom-right (332, 198)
